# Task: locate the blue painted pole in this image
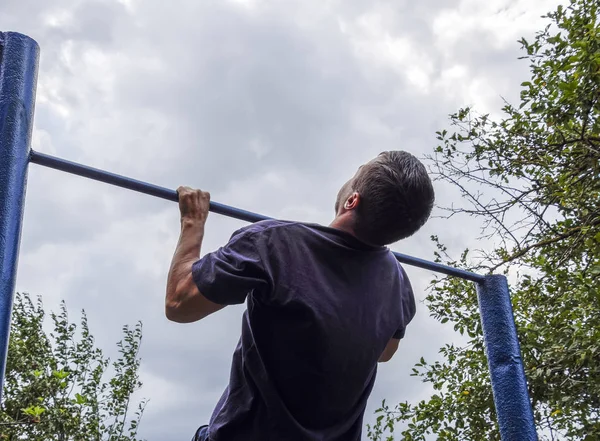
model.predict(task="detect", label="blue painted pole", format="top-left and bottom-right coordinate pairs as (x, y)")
top-left (477, 275), bottom-right (537, 441)
top-left (0, 32), bottom-right (39, 401)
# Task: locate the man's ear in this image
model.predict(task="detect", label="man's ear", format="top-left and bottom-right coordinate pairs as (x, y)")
top-left (344, 192), bottom-right (360, 210)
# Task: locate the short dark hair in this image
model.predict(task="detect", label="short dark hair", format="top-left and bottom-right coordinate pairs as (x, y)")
top-left (352, 151), bottom-right (434, 246)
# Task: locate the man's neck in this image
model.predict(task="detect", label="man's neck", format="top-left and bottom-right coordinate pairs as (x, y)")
top-left (329, 216), bottom-right (357, 237)
top-left (329, 215), bottom-right (382, 248)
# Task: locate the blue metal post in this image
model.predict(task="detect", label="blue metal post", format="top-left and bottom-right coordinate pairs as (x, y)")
top-left (477, 275), bottom-right (537, 440)
top-left (0, 32), bottom-right (39, 401)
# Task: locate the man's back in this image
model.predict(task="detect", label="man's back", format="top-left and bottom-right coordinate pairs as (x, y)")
top-left (192, 219), bottom-right (416, 441)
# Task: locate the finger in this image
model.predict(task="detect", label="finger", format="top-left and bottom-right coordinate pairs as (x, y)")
top-left (177, 186), bottom-right (191, 198)
top-left (198, 192), bottom-right (210, 209)
top-left (190, 189), bottom-right (207, 198)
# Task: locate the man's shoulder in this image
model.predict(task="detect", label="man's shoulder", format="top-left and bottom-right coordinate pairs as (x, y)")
top-left (239, 219), bottom-right (311, 234)
top-left (232, 219), bottom-right (309, 240)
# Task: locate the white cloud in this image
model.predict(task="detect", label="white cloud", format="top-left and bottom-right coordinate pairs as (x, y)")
top-left (1, 0), bottom-right (561, 439)
top-left (433, 0), bottom-right (562, 51)
top-left (340, 11), bottom-right (435, 94)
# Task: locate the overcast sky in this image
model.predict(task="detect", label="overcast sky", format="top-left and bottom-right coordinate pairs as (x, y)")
top-left (2, 0), bottom-right (559, 439)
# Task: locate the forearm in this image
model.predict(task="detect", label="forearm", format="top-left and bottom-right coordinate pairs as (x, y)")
top-left (166, 187), bottom-right (222, 323)
top-left (166, 220), bottom-right (205, 309)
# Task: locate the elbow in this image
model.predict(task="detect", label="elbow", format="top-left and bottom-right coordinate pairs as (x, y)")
top-left (165, 277), bottom-right (221, 324)
top-left (165, 294), bottom-right (185, 323)
top-left (378, 354), bottom-right (393, 363)
top-left (378, 343), bottom-right (399, 363)
top-left (165, 295), bottom-right (205, 324)
top-left (165, 277), bottom-right (191, 323)
top-left (165, 302), bottom-right (181, 323)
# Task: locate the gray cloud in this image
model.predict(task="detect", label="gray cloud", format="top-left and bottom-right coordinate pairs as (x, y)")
top-left (2, 0), bottom-right (555, 439)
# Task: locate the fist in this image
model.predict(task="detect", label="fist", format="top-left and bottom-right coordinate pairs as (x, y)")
top-left (177, 186), bottom-right (211, 224)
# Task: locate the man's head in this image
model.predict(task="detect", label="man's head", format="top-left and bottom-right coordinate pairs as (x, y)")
top-left (333, 151), bottom-right (435, 246)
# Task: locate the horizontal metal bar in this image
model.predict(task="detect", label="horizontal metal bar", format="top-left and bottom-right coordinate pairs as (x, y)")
top-left (29, 150), bottom-right (270, 223)
top-left (390, 252), bottom-right (484, 282)
top-left (29, 150), bottom-right (484, 282)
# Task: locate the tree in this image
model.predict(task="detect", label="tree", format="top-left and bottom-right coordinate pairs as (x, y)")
top-left (0, 292), bottom-right (147, 441)
top-left (368, 1), bottom-right (600, 439)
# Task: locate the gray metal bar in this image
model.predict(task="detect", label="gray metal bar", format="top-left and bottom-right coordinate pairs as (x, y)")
top-left (29, 150), bottom-right (485, 282)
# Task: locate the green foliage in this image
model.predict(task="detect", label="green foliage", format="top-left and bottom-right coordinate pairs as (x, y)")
top-left (0, 292), bottom-right (147, 441)
top-left (369, 1), bottom-right (600, 439)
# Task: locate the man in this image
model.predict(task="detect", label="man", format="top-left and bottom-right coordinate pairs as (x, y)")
top-left (166, 151), bottom-right (435, 441)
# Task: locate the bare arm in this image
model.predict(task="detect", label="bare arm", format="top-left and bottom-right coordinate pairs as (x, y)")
top-left (378, 338), bottom-right (400, 363)
top-left (165, 187), bottom-right (225, 323)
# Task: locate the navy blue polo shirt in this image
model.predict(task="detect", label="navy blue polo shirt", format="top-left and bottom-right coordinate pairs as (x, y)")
top-left (192, 220), bottom-right (416, 441)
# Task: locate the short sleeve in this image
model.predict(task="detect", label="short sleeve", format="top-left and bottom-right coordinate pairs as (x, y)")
top-left (392, 266), bottom-right (417, 339)
top-left (192, 226), bottom-right (272, 306)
